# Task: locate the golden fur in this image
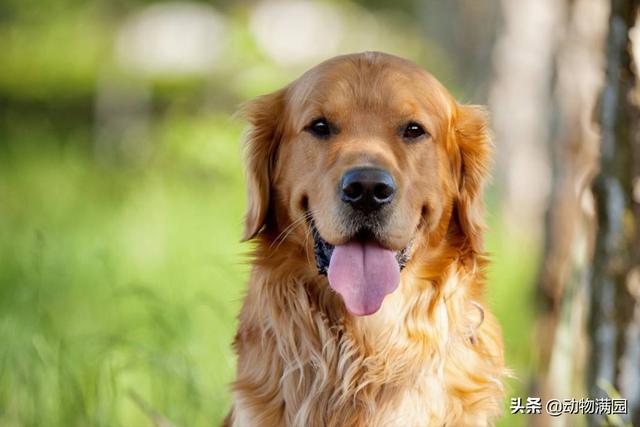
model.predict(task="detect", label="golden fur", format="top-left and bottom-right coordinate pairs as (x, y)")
top-left (226, 52), bottom-right (507, 427)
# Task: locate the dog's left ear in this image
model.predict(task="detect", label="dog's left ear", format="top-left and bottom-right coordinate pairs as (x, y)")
top-left (452, 104), bottom-right (492, 253)
top-left (238, 89), bottom-right (286, 241)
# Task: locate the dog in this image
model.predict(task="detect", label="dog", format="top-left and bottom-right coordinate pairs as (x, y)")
top-left (226, 52), bottom-right (506, 427)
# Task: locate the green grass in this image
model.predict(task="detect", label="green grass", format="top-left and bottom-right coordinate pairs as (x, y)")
top-left (486, 217), bottom-right (538, 427)
top-left (0, 114), bottom-right (247, 426)
top-left (0, 115), bottom-right (536, 426)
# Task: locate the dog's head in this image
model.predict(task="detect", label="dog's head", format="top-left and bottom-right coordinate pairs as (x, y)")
top-left (240, 52), bottom-right (491, 316)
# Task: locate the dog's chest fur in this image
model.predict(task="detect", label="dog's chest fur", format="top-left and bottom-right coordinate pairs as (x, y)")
top-left (229, 267), bottom-right (504, 427)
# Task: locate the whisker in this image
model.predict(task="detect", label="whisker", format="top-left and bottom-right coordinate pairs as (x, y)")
top-left (303, 226), bottom-right (313, 267)
top-left (269, 209), bottom-right (322, 256)
top-left (269, 212), bottom-right (312, 250)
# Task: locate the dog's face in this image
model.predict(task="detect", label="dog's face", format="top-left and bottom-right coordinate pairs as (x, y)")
top-left (240, 52), bottom-right (490, 316)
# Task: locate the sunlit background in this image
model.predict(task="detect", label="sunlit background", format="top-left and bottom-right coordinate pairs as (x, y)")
top-left (2, 0), bottom-right (629, 426)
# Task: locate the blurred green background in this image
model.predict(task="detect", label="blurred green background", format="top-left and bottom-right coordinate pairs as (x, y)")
top-left (0, 0), bottom-right (536, 426)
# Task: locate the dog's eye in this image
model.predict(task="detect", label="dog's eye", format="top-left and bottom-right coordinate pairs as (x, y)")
top-left (402, 122), bottom-right (428, 141)
top-left (305, 118), bottom-right (332, 139)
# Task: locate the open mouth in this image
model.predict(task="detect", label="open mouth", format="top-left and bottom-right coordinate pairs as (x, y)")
top-left (312, 223), bottom-right (411, 274)
top-left (310, 218), bottom-right (412, 316)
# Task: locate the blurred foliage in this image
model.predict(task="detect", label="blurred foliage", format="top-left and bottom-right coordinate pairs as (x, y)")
top-left (0, 0), bottom-right (532, 426)
top-left (0, 115), bottom-right (246, 426)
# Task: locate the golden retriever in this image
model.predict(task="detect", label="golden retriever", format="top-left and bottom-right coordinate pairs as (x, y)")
top-left (226, 52), bottom-right (506, 427)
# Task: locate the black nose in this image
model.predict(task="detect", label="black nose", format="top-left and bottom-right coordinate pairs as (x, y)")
top-left (340, 167), bottom-right (396, 213)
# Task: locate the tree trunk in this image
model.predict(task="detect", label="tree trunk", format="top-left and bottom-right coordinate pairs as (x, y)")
top-left (489, 0), bottom-right (561, 240)
top-left (534, 2), bottom-right (608, 426)
top-left (588, 1), bottom-right (640, 426)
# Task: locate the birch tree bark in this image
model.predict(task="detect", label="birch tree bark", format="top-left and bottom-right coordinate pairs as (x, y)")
top-left (588, 1), bottom-right (640, 426)
top-left (534, 2), bottom-right (608, 426)
top-left (489, 0), bottom-right (560, 240)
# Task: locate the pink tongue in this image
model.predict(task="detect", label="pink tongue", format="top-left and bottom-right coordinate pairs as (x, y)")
top-left (327, 241), bottom-right (400, 316)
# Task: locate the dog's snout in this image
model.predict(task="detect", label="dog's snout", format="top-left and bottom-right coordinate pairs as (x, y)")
top-left (340, 167), bottom-right (396, 213)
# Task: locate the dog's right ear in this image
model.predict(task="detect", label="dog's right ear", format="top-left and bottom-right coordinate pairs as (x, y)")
top-left (452, 104), bottom-right (492, 253)
top-left (238, 89), bottom-right (286, 241)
